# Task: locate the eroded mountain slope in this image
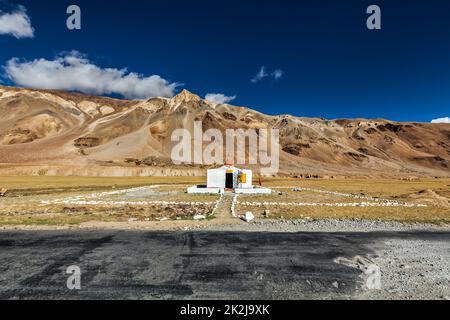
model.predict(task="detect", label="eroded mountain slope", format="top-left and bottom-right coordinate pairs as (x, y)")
top-left (0, 86), bottom-right (448, 177)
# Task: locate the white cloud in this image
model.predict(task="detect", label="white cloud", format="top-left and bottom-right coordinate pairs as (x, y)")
top-left (0, 5), bottom-right (34, 38)
top-left (251, 66), bottom-right (283, 83)
top-left (431, 117), bottom-right (450, 124)
top-left (4, 51), bottom-right (180, 99)
top-left (273, 69), bottom-right (283, 80)
top-left (205, 93), bottom-right (236, 105)
top-left (251, 66), bottom-right (269, 83)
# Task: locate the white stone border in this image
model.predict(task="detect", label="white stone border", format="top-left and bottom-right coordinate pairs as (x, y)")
top-left (231, 194), bottom-right (239, 217)
top-left (210, 193), bottom-right (223, 216)
top-left (40, 185), bottom-right (218, 207)
top-left (272, 186), bottom-right (421, 207)
top-left (239, 201), bottom-right (426, 208)
top-left (41, 200), bottom-right (216, 206)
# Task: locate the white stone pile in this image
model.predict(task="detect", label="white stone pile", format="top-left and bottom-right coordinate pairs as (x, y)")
top-left (243, 212), bottom-right (255, 222)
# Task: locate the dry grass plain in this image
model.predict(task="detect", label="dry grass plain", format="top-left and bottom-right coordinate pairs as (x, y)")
top-left (0, 176), bottom-right (449, 226)
top-left (244, 178), bottom-right (450, 224)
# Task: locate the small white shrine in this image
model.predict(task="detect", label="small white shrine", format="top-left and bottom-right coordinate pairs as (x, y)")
top-left (187, 164), bottom-right (272, 194)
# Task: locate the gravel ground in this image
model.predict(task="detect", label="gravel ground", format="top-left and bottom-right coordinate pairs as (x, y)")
top-left (204, 218), bottom-right (450, 233)
top-left (2, 217), bottom-right (449, 233)
top-left (360, 237), bottom-right (450, 300)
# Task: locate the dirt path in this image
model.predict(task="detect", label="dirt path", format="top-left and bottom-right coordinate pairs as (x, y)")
top-left (213, 193), bottom-right (237, 223)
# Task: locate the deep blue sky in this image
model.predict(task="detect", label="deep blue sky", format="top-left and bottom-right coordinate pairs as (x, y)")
top-left (1, 0), bottom-right (450, 122)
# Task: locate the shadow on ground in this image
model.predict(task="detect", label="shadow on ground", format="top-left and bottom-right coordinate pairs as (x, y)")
top-left (0, 230), bottom-right (448, 300)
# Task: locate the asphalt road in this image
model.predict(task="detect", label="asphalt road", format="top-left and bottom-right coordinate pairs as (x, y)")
top-left (0, 230), bottom-right (448, 299)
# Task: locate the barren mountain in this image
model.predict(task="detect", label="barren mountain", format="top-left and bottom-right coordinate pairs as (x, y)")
top-left (0, 85), bottom-right (449, 177)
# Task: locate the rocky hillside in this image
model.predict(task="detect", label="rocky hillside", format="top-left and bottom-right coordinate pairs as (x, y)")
top-left (0, 85), bottom-right (449, 177)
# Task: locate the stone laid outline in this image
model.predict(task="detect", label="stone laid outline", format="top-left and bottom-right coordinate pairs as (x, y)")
top-left (41, 200), bottom-right (217, 206)
top-left (240, 186), bottom-right (427, 208)
top-left (40, 185), bottom-right (219, 207)
top-left (38, 185), bottom-right (427, 213)
top-left (239, 201), bottom-right (426, 208)
top-left (231, 194), bottom-right (239, 217)
top-left (210, 193), bottom-right (224, 216)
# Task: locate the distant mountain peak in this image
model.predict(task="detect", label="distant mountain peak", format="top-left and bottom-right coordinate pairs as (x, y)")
top-left (171, 89), bottom-right (202, 103)
top-left (168, 89), bottom-right (203, 111)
